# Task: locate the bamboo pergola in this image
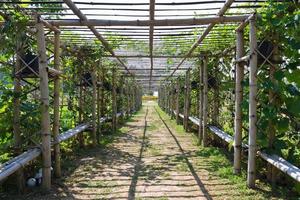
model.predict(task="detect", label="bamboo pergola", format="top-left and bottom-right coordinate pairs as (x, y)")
top-left (1, 0), bottom-right (299, 195)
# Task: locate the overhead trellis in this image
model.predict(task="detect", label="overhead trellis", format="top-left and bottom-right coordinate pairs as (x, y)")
top-left (0, 0), bottom-right (266, 91)
top-left (1, 0), bottom-right (298, 195)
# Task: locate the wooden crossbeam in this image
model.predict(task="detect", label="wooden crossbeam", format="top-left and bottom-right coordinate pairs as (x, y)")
top-left (9, 15), bottom-right (249, 27)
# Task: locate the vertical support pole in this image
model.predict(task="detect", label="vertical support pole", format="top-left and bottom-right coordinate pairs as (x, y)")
top-left (112, 68), bottom-right (117, 133)
top-left (183, 69), bottom-right (190, 131)
top-left (175, 78), bottom-right (180, 124)
top-left (97, 60), bottom-right (101, 143)
top-left (267, 34), bottom-right (280, 185)
top-left (126, 80), bottom-right (130, 117)
top-left (100, 66), bottom-right (104, 118)
top-left (202, 55), bottom-right (208, 146)
top-left (36, 17), bottom-right (51, 191)
top-left (198, 59), bottom-right (203, 143)
top-left (91, 66), bottom-right (97, 146)
top-left (78, 78), bottom-right (84, 147)
top-left (168, 84), bottom-right (172, 115)
top-left (53, 30), bottom-right (61, 177)
top-left (247, 17), bottom-right (258, 188)
top-left (234, 30), bottom-right (245, 174)
top-left (212, 65), bottom-right (219, 125)
top-left (120, 76), bottom-right (124, 117)
top-left (14, 40), bottom-right (25, 193)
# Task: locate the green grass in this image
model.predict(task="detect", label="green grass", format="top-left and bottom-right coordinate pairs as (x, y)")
top-left (154, 103), bottom-right (296, 200)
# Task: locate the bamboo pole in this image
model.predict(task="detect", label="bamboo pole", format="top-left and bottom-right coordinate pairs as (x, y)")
top-left (183, 69), bottom-right (191, 131)
top-left (233, 30), bottom-right (245, 174)
top-left (120, 76), bottom-right (124, 118)
top-left (175, 78), bottom-right (180, 124)
top-left (267, 34), bottom-right (280, 185)
top-left (212, 65), bottom-right (219, 125)
top-left (171, 81), bottom-right (175, 119)
top-left (53, 29), bottom-right (61, 177)
top-left (91, 66), bottom-right (97, 146)
top-left (41, 15), bottom-right (248, 27)
top-left (112, 68), bottom-right (117, 133)
top-left (14, 40), bottom-right (25, 193)
top-left (198, 59), bottom-right (203, 143)
top-left (100, 66), bottom-right (105, 120)
top-left (78, 75), bottom-right (84, 147)
top-left (126, 80), bottom-right (130, 117)
top-left (97, 61), bottom-right (101, 143)
top-left (36, 16), bottom-right (51, 191)
top-left (247, 17), bottom-right (258, 188)
top-left (202, 55), bottom-right (208, 147)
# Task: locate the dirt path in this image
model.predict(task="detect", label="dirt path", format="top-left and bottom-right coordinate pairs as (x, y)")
top-left (2, 101), bottom-right (281, 200)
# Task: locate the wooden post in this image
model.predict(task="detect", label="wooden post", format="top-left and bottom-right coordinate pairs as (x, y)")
top-left (78, 78), bottom-right (84, 147)
top-left (91, 66), bottom-right (97, 146)
top-left (212, 65), bottom-right (220, 125)
top-left (97, 60), bottom-right (101, 142)
top-left (112, 68), bottom-right (117, 133)
top-left (100, 66), bottom-right (105, 120)
top-left (167, 84), bottom-right (171, 115)
top-left (247, 17), bottom-right (258, 188)
top-left (53, 30), bottom-right (61, 177)
top-left (175, 78), bottom-right (180, 124)
top-left (14, 41), bottom-right (25, 193)
top-left (202, 55), bottom-right (208, 146)
top-left (126, 80), bottom-right (130, 117)
top-left (234, 30), bottom-right (245, 174)
top-left (183, 69), bottom-right (191, 131)
top-left (36, 16), bottom-right (51, 191)
top-left (120, 76), bottom-right (124, 118)
top-left (267, 34), bottom-right (280, 185)
top-left (198, 59), bottom-right (203, 143)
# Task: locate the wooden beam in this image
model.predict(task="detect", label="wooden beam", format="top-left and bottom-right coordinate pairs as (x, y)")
top-left (43, 15), bottom-right (249, 27)
top-left (102, 55), bottom-right (198, 58)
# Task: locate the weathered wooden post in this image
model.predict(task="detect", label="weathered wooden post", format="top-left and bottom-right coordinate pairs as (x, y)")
top-left (183, 69), bottom-right (191, 131)
top-left (91, 66), bottom-right (97, 146)
top-left (247, 16), bottom-right (258, 188)
top-left (234, 29), bottom-right (245, 174)
top-left (198, 58), bottom-right (203, 143)
top-left (53, 29), bottom-right (61, 177)
top-left (14, 40), bottom-right (24, 193)
top-left (112, 68), bottom-right (117, 133)
top-left (202, 55), bottom-right (208, 146)
top-left (36, 16), bottom-right (51, 191)
top-left (175, 78), bottom-right (180, 124)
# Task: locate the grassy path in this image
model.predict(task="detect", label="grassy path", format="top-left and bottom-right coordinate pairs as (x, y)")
top-left (1, 101), bottom-right (288, 200)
